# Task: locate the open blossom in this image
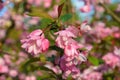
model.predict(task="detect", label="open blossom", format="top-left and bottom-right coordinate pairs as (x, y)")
top-left (64, 40), bottom-right (84, 58)
top-left (93, 22), bottom-right (112, 38)
top-left (102, 53), bottom-right (120, 68)
top-left (21, 29), bottom-right (49, 55)
top-left (80, 21), bottom-right (92, 32)
top-left (60, 56), bottom-right (81, 79)
top-left (55, 26), bottom-right (79, 49)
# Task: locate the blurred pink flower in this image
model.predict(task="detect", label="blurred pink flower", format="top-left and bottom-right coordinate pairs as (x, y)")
top-left (113, 32), bottom-right (120, 38)
top-left (102, 53), bottom-right (120, 68)
top-left (27, 0), bottom-right (42, 6)
top-left (80, 5), bottom-right (91, 13)
top-left (44, 62), bottom-right (62, 74)
top-left (49, 5), bottom-right (58, 18)
top-left (0, 29), bottom-right (6, 40)
top-left (114, 47), bottom-right (120, 57)
top-left (82, 71), bottom-right (102, 80)
top-left (80, 21), bottom-right (92, 32)
top-left (21, 29), bottom-right (49, 55)
top-left (0, 75), bottom-right (6, 80)
top-left (9, 69), bottom-right (18, 77)
top-left (80, 0), bottom-right (91, 13)
top-left (43, 0), bottom-right (52, 8)
top-left (0, 58), bottom-right (9, 73)
top-left (25, 75), bottom-right (36, 80)
top-left (93, 22), bottom-right (112, 38)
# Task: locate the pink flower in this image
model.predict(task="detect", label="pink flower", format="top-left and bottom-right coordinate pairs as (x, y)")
top-left (93, 22), bottom-right (112, 38)
top-left (80, 0), bottom-right (91, 13)
top-left (0, 58), bottom-right (8, 73)
top-left (82, 71), bottom-right (102, 80)
top-left (64, 41), bottom-right (83, 57)
top-left (25, 75), bottom-right (36, 80)
top-left (49, 5), bottom-right (58, 18)
top-left (102, 53), bottom-right (120, 68)
top-left (80, 5), bottom-right (91, 13)
top-left (9, 69), bottom-right (18, 77)
top-left (21, 29), bottom-right (49, 55)
top-left (114, 47), bottom-right (120, 57)
top-left (66, 26), bottom-right (80, 36)
top-left (60, 56), bottom-right (81, 79)
top-left (27, 0), bottom-right (42, 6)
top-left (43, 0), bottom-right (52, 8)
top-left (80, 21), bottom-right (92, 32)
top-left (55, 26), bottom-right (79, 49)
top-left (44, 62), bottom-right (62, 74)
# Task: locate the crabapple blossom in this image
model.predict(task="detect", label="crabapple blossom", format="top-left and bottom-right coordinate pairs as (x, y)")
top-left (21, 29), bottom-right (49, 55)
top-left (55, 26), bottom-right (79, 49)
top-left (102, 53), bottom-right (120, 68)
top-left (80, 21), bottom-right (92, 32)
top-left (60, 56), bottom-right (81, 79)
top-left (92, 22), bottom-right (112, 39)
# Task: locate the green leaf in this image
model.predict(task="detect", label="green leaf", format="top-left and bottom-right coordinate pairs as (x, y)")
top-left (88, 56), bottom-right (99, 66)
top-left (60, 13), bottom-right (72, 22)
top-left (28, 7), bottom-right (54, 21)
top-left (40, 18), bottom-right (53, 29)
top-left (20, 57), bottom-right (40, 72)
top-left (59, 0), bottom-right (66, 5)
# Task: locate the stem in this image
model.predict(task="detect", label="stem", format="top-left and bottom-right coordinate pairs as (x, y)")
top-left (42, 21), bottom-right (56, 33)
top-left (100, 3), bottom-right (120, 23)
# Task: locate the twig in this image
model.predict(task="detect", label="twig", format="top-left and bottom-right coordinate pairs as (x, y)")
top-left (100, 3), bottom-right (120, 23)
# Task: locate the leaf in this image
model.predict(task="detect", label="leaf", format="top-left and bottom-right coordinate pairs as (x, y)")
top-left (20, 57), bottom-right (40, 72)
top-left (88, 56), bottom-right (99, 66)
top-left (28, 7), bottom-right (54, 21)
top-left (58, 3), bottom-right (64, 18)
top-left (40, 18), bottom-right (53, 29)
top-left (60, 13), bottom-right (72, 22)
top-left (59, 0), bottom-right (66, 5)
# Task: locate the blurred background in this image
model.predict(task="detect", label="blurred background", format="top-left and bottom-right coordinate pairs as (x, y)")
top-left (0, 0), bottom-right (120, 80)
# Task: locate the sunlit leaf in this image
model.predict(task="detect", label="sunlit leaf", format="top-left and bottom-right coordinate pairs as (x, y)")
top-left (28, 7), bottom-right (54, 21)
top-left (88, 56), bottom-right (99, 66)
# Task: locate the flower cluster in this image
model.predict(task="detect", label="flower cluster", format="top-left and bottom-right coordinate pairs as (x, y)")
top-left (21, 29), bottom-right (49, 55)
top-left (55, 25), bottom-right (90, 79)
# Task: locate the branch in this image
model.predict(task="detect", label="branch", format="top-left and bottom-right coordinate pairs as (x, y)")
top-left (100, 3), bottom-right (120, 23)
